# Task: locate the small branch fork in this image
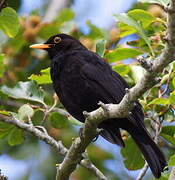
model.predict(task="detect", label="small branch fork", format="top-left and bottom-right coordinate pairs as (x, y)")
top-left (0, 114), bottom-right (107, 180)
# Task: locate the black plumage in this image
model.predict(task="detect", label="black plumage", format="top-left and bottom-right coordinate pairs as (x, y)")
top-left (30, 34), bottom-right (167, 178)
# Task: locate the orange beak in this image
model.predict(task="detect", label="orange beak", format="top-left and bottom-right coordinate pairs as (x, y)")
top-left (29, 43), bottom-right (52, 50)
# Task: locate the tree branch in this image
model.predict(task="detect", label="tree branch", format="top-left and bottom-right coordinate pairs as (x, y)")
top-left (56, 1), bottom-right (175, 179)
top-left (0, 0), bottom-right (7, 11)
top-left (169, 167), bottom-right (175, 180)
top-left (56, 111), bottom-right (103, 180)
top-left (0, 114), bottom-right (107, 180)
top-left (136, 163), bottom-right (149, 180)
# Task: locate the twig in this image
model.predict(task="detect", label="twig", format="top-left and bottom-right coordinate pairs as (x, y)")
top-left (56, 111), bottom-right (107, 180)
top-left (0, 169), bottom-right (8, 180)
top-left (136, 163), bottom-right (149, 180)
top-left (0, 99), bottom-right (73, 122)
top-left (169, 167), bottom-right (175, 180)
top-left (41, 94), bottom-right (58, 125)
top-left (0, 114), bottom-right (67, 156)
top-left (0, 0), bottom-right (7, 11)
top-left (0, 114), bottom-right (107, 180)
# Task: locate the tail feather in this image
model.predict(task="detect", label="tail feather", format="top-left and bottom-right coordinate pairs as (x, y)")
top-left (100, 127), bottom-right (125, 147)
top-left (99, 115), bottom-right (167, 178)
top-left (127, 125), bottom-right (167, 178)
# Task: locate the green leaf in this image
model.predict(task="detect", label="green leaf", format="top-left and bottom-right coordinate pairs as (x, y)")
top-left (39, 23), bottom-right (60, 39)
top-left (138, 0), bottom-right (170, 6)
top-left (18, 104), bottom-right (34, 121)
top-left (0, 7), bottom-right (20, 37)
top-left (0, 110), bottom-right (10, 116)
top-left (155, 173), bottom-right (171, 180)
top-left (172, 78), bottom-right (175, 88)
top-left (118, 22), bottom-right (136, 37)
top-left (39, 8), bottom-right (74, 39)
top-left (8, 127), bottom-right (25, 146)
top-left (161, 133), bottom-right (175, 146)
top-left (48, 112), bottom-right (68, 129)
top-left (0, 54), bottom-right (5, 78)
top-left (55, 8), bottom-right (74, 25)
top-left (169, 154), bottom-right (175, 166)
top-left (105, 48), bottom-right (142, 63)
top-left (67, 115), bottom-right (83, 126)
top-left (117, 9), bottom-right (156, 38)
top-left (8, 28), bottom-right (26, 51)
top-left (161, 126), bottom-right (175, 146)
top-left (148, 98), bottom-right (170, 105)
top-left (121, 138), bottom-right (145, 170)
top-left (87, 21), bottom-right (105, 39)
top-left (0, 122), bottom-right (14, 139)
top-left (28, 68), bottom-right (52, 84)
top-left (161, 126), bottom-right (175, 136)
top-left (112, 64), bottom-right (130, 76)
top-left (0, 81), bottom-right (45, 105)
top-left (114, 13), bottom-right (154, 56)
top-left (164, 109), bottom-right (175, 122)
top-left (128, 9), bottom-right (156, 28)
top-left (96, 39), bottom-right (106, 57)
top-left (169, 91), bottom-right (175, 105)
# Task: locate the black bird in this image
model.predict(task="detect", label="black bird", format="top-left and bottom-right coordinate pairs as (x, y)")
top-left (30, 34), bottom-right (167, 178)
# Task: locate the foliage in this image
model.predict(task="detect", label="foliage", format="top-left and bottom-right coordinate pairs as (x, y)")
top-left (0, 7), bottom-right (20, 37)
top-left (0, 1), bottom-right (174, 180)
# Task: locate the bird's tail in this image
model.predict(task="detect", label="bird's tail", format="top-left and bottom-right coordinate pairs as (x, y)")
top-left (126, 123), bottom-right (167, 178)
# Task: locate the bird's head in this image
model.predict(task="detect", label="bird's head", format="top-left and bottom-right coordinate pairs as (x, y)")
top-left (30, 34), bottom-right (86, 59)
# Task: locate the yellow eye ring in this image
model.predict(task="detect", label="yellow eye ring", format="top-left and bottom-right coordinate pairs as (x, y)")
top-left (54, 37), bottom-right (61, 43)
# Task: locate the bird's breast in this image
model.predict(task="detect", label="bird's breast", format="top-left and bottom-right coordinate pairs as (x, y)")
top-left (51, 59), bottom-right (98, 121)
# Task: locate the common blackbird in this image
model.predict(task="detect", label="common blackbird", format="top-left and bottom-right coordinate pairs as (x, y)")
top-left (30, 34), bottom-right (167, 178)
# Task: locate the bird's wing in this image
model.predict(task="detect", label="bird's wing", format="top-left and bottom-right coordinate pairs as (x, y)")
top-left (81, 61), bottom-right (128, 104)
top-left (81, 59), bottom-right (144, 125)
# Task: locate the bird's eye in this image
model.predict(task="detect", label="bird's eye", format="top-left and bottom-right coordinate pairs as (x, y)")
top-left (54, 37), bottom-right (61, 44)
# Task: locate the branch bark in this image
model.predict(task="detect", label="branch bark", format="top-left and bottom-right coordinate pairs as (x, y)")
top-left (0, 0), bottom-right (7, 11)
top-left (0, 114), bottom-right (107, 180)
top-left (56, 0), bottom-right (175, 179)
top-left (56, 112), bottom-right (103, 180)
top-left (169, 167), bottom-right (175, 180)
